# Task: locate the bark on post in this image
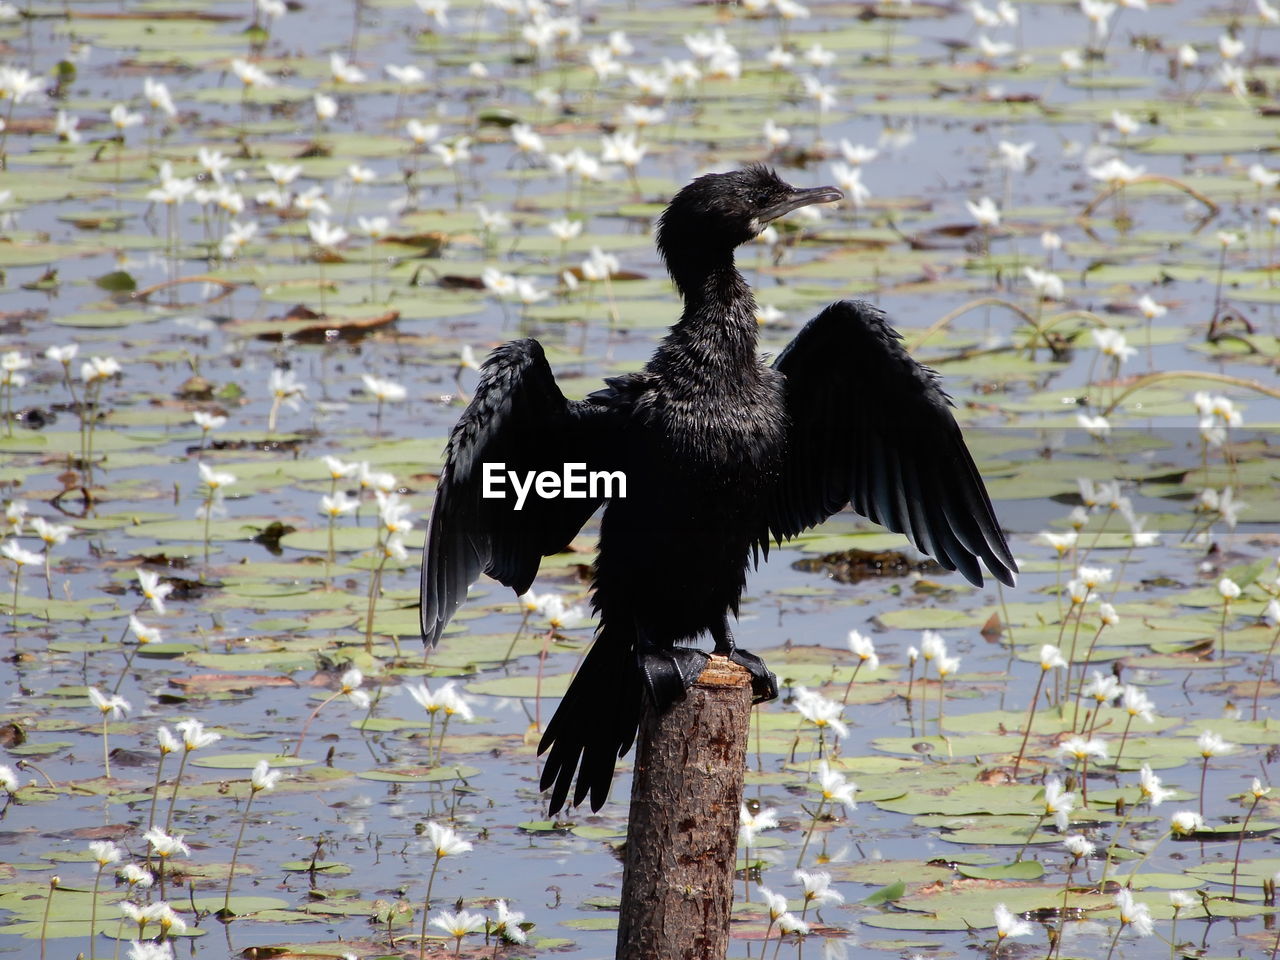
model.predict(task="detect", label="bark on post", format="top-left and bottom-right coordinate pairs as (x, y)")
top-left (616, 655), bottom-right (752, 960)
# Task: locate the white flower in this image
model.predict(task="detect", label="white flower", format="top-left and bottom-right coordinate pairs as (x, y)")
top-left (1088, 158), bottom-right (1145, 184)
top-left (976, 34), bottom-right (1014, 58)
top-left (88, 686), bottom-right (130, 719)
top-left (777, 912), bottom-right (809, 935)
top-left (1, 540), bottom-right (41, 567)
top-left (800, 74), bottom-right (836, 112)
top-left (1169, 889), bottom-right (1196, 910)
top-left (794, 869), bottom-right (844, 907)
top-left (1041, 230), bottom-right (1062, 251)
top-left (846, 630), bottom-right (879, 670)
top-left (142, 827), bottom-right (190, 858)
top-left (1249, 164), bottom-right (1280, 190)
top-left (313, 92), bottom-right (337, 120)
top-left (46, 344), bottom-right (78, 365)
top-left (157, 727), bottom-right (180, 755)
top-left (1197, 730), bottom-right (1232, 757)
top-left (1039, 531), bottom-right (1077, 556)
top-left (997, 140), bottom-right (1035, 172)
top-left (0, 764), bottom-right (17, 793)
top-left (488, 899), bottom-right (527, 944)
top-left (268, 368), bottom-right (306, 408)
top-left (80, 356), bottom-right (121, 383)
top-left (838, 140), bottom-right (878, 165)
top-left (1080, 0), bottom-right (1117, 36)
top-left (1063, 835), bottom-right (1095, 859)
top-left (1059, 736), bottom-right (1108, 763)
top-left (739, 804), bottom-right (779, 845)
top-left (89, 840), bottom-right (123, 866)
top-left (1078, 413), bottom-right (1110, 438)
top-left (405, 119), bottom-right (439, 145)
top-left (109, 103), bottom-right (143, 130)
top-left (307, 218), bottom-right (347, 249)
top-left (1139, 765), bottom-right (1172, 805)
top-left (1218, 577), bottom-right (1241, 600)
top-left (815, 760), bottom-right (857, 809)
top-left (415, 0), bottom-right (449, 27)
top-left (424, 820), bottom-right (473, 858)
top-left (386, 64), bottom-right (425, 86)
top-left (1061, 48), bottom-right (1084, 70)
top-left (1114, 888), bottom-right (1154, 936)
top-left (250, 759), bottom-right (282, 792)
top-left (1218, 33), bottom-right (1245, 60)
top-left (1111, 110), bottom-right (1140, 137)
top-left (198, 461), bottom-right (236, 491)
top-left (329, 53), bottom-right (366, 84)
top-left (0, 65), bottom-right (44, 103)
top-left (622, 104), bottom-right (665, 127)
top-left (760, 886), bottom-right (788, 922)
top-left (966, 196), bottom-right (1000, 227)
top-left (1042, 777), bottom-right (1075, 829)
top-left (128, 616), bottom-right (161, 645)
top-left (230, 58), bottom-right (274, 88)
top-left (793, 687), bottom-right (849, 738)
top-left (1039, 644), bottom-right (1067, 670)
top-left (362, 375), bottom-right (407, 403)
top-left (1170, 810), bottom-right (1205, 836)
top-left (176, 718), bottom-right (221, 750)
top-left (430, 907), bottom-right (486, 940)
top-left (1082, 671), bottom-right (1120, 704)
top-left (1024, 266), bottom-right (1064, 300)
top-left (319, 491), bottom-right (358, 518)
top-left (601, 131), bottom-right (646, 169)
top-left (920, 631), bottom-right (947, 662)
top-left (143, 77), bottom-right (175, 117)
top-left (1136, 294), bottom-right (1167, 319)
top-left (1092, 328), bottom-right (1136, 363)
top-left (431, 137), bottom-right (471, 167)
top-left (830, 164), bottom-right (870, 208)
top-left (993, 903), bottom-right (1033, 940)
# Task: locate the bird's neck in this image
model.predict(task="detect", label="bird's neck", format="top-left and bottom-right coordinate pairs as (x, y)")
top-left (661, 251), bottom-right (759, 371)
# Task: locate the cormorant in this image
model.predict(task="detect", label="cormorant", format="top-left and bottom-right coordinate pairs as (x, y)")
top-left (421, 165), bottom-right (1017, 814)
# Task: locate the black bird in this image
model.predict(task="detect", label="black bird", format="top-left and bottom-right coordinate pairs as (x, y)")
top-left (420, 165), bottom-right (1017, 814)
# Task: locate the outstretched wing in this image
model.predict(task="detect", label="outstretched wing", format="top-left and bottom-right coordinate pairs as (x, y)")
top-left (767, 300), bottom-right (1017, 586)
top-left (421, 339), bottom-right (616, 646)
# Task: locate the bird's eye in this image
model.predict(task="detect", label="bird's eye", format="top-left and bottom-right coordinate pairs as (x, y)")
top-left (754, 191), bottom-right (773, 206)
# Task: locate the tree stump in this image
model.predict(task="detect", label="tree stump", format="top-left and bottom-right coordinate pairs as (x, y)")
top-left (616, 655), bottom-right (751, 960)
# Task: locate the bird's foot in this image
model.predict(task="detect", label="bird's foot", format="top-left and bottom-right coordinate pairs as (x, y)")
top-left (638, 646), bottom-right (709, 713)
top-left (721, 648), bottom-right (778, 705)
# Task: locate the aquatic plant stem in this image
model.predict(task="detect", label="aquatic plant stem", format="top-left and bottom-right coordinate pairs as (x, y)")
top-left (794, 798), bottom-right (826, 868)
top-left (222, 787), bottom-right (259, 913)
top-left (1070, 624), bottom-right (1108, 732)
top-left (1229, 793), bottom-right (1261, 900)
top-left (1012, 665), bottom-right (1050, 777)
top-left (1251, 621), bottom-right (1280, 722)
top-left (1014, 812), bottom-right (1047, 862)
top-left (293, 691), bottom-right (342, 757)
top-left (419, 853), bottom-right (443, 960)
top-left (88, 863), bottom-right (104, 959)
top-left (146, 751), bottom-right (169, 831)
top-left (163, 748), bottom-right (193, 832)
top-left (1103, 919), bottom-right (1128, 960)
top-left (100, 713), bottom-right (112, 780)
top-left (38, 876), bottom-right (57, 960)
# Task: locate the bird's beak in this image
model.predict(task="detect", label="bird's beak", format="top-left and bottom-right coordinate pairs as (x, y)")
top-left (760, 185), bottom-right (844, 223)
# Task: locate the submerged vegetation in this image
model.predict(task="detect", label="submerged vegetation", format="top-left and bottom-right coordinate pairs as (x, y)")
top-left (1, 0), bottom-right (1279, 958)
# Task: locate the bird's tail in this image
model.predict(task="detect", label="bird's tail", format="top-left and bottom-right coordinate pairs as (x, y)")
top-left (538, 623), bottom-right (641, 814)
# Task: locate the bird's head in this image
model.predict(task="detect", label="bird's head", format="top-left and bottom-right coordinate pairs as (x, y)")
top-left (656, 165), bottom-right (843, 268)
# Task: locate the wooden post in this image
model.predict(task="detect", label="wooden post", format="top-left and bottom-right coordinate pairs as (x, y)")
top-left (617, 656), bottom-right (752, 960)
